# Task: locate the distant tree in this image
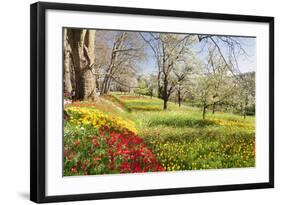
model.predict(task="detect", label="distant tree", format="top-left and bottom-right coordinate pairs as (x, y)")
top-left (192, 46), bottom-right (238, 119)
top-left (140, 32), bottom-right (196, 109)
top-left (172, 54), bottom-right (197, 107)
top-left (96, 31), bottom-right (145, 94)
top-left (147, 74), bottom-right (158, 98)
top-left (197, 35), bottom-right (248, 77)
top-left (233, 72), bottom-right (255, 118)
top-left (135, 76), bottom-right (149, 96)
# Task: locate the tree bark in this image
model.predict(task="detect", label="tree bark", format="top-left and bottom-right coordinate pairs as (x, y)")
top-left (178, 89), bottom-right (181, 107)
top-left (163, 99), bottom-right (168, 110)
top-left (212, 102), bottom-right (216, 114)
top-left (243, 94), bottom-right (249, 119)
top-left (106, 77), bottom-right (112, 93)
top-left (100, 32), bottom-right (128, 95)
top-left (203, 103), bottom-right (207, 120)
top-left (163, 75), bottom-right (168, 110)
top-left (69, 29), bottom-right (96, 101)
top-left (63, 28), bottom-right (72, 94)
top-left (157, 71), bottom-right (161, 98)
top-left (101, 75), bottom-right (108, 94)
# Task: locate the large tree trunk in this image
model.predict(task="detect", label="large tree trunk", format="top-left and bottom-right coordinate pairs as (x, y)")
top-left (63, 28), bottom-right (72, 94)
top-left (69, 29), bottom-right (96, 101)
top-left (85, 30), bottom-right (97, 98)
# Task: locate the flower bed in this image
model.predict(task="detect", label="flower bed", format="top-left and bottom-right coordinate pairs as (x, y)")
top-left (66, 107), bottom-right (137, 133)
top-left (142, 127), bottom-right (255, 171)
top-left (210, 118), bottom-right (254, 129)
top-left (64, 125), bottom-right (164, 175)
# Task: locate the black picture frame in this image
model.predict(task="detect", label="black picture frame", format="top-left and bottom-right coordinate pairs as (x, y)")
top-left (30, 1), bottom-right (274, 203)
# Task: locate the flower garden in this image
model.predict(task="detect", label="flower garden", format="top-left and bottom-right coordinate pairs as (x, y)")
top-left (64, 93), bottom-right (255, 176)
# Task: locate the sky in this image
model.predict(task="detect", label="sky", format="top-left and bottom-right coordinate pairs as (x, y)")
top-left (138, 34), bottom-right (256, 75)
top-left (96, 30), bottom-right (256, 76)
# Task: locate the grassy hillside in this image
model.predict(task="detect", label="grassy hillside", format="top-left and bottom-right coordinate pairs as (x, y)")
top-left (64, 93), bottom-right (255, 175)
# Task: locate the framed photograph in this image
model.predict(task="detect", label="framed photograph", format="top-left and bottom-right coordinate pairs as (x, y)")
top-left (30, 1), bottom-right (274, 203)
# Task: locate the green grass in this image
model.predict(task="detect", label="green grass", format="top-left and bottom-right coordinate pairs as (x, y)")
top-left (133, 111), bottom-right (215, 128)
top-left (103, 93), bottom-right (255, 171)
top-left (66, 92), bottom-right (255, 172)
top-left (110, 93), bottom-right (163, 111)
top-left (139, 125), bottom-right (254, 170)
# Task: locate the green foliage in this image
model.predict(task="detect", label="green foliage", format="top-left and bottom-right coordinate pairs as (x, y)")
top-left (246, 105), bottom-right (255, 116)
top-left (134, 78), bottom-right (150, 96)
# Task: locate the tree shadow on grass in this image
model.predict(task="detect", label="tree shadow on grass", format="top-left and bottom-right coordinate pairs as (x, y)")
top-left (146, 117), bottom-right (216, 128)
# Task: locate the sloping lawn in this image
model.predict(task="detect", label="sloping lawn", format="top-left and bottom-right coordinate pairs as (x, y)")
top-left (64, 93), bottom-right (255, 175)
